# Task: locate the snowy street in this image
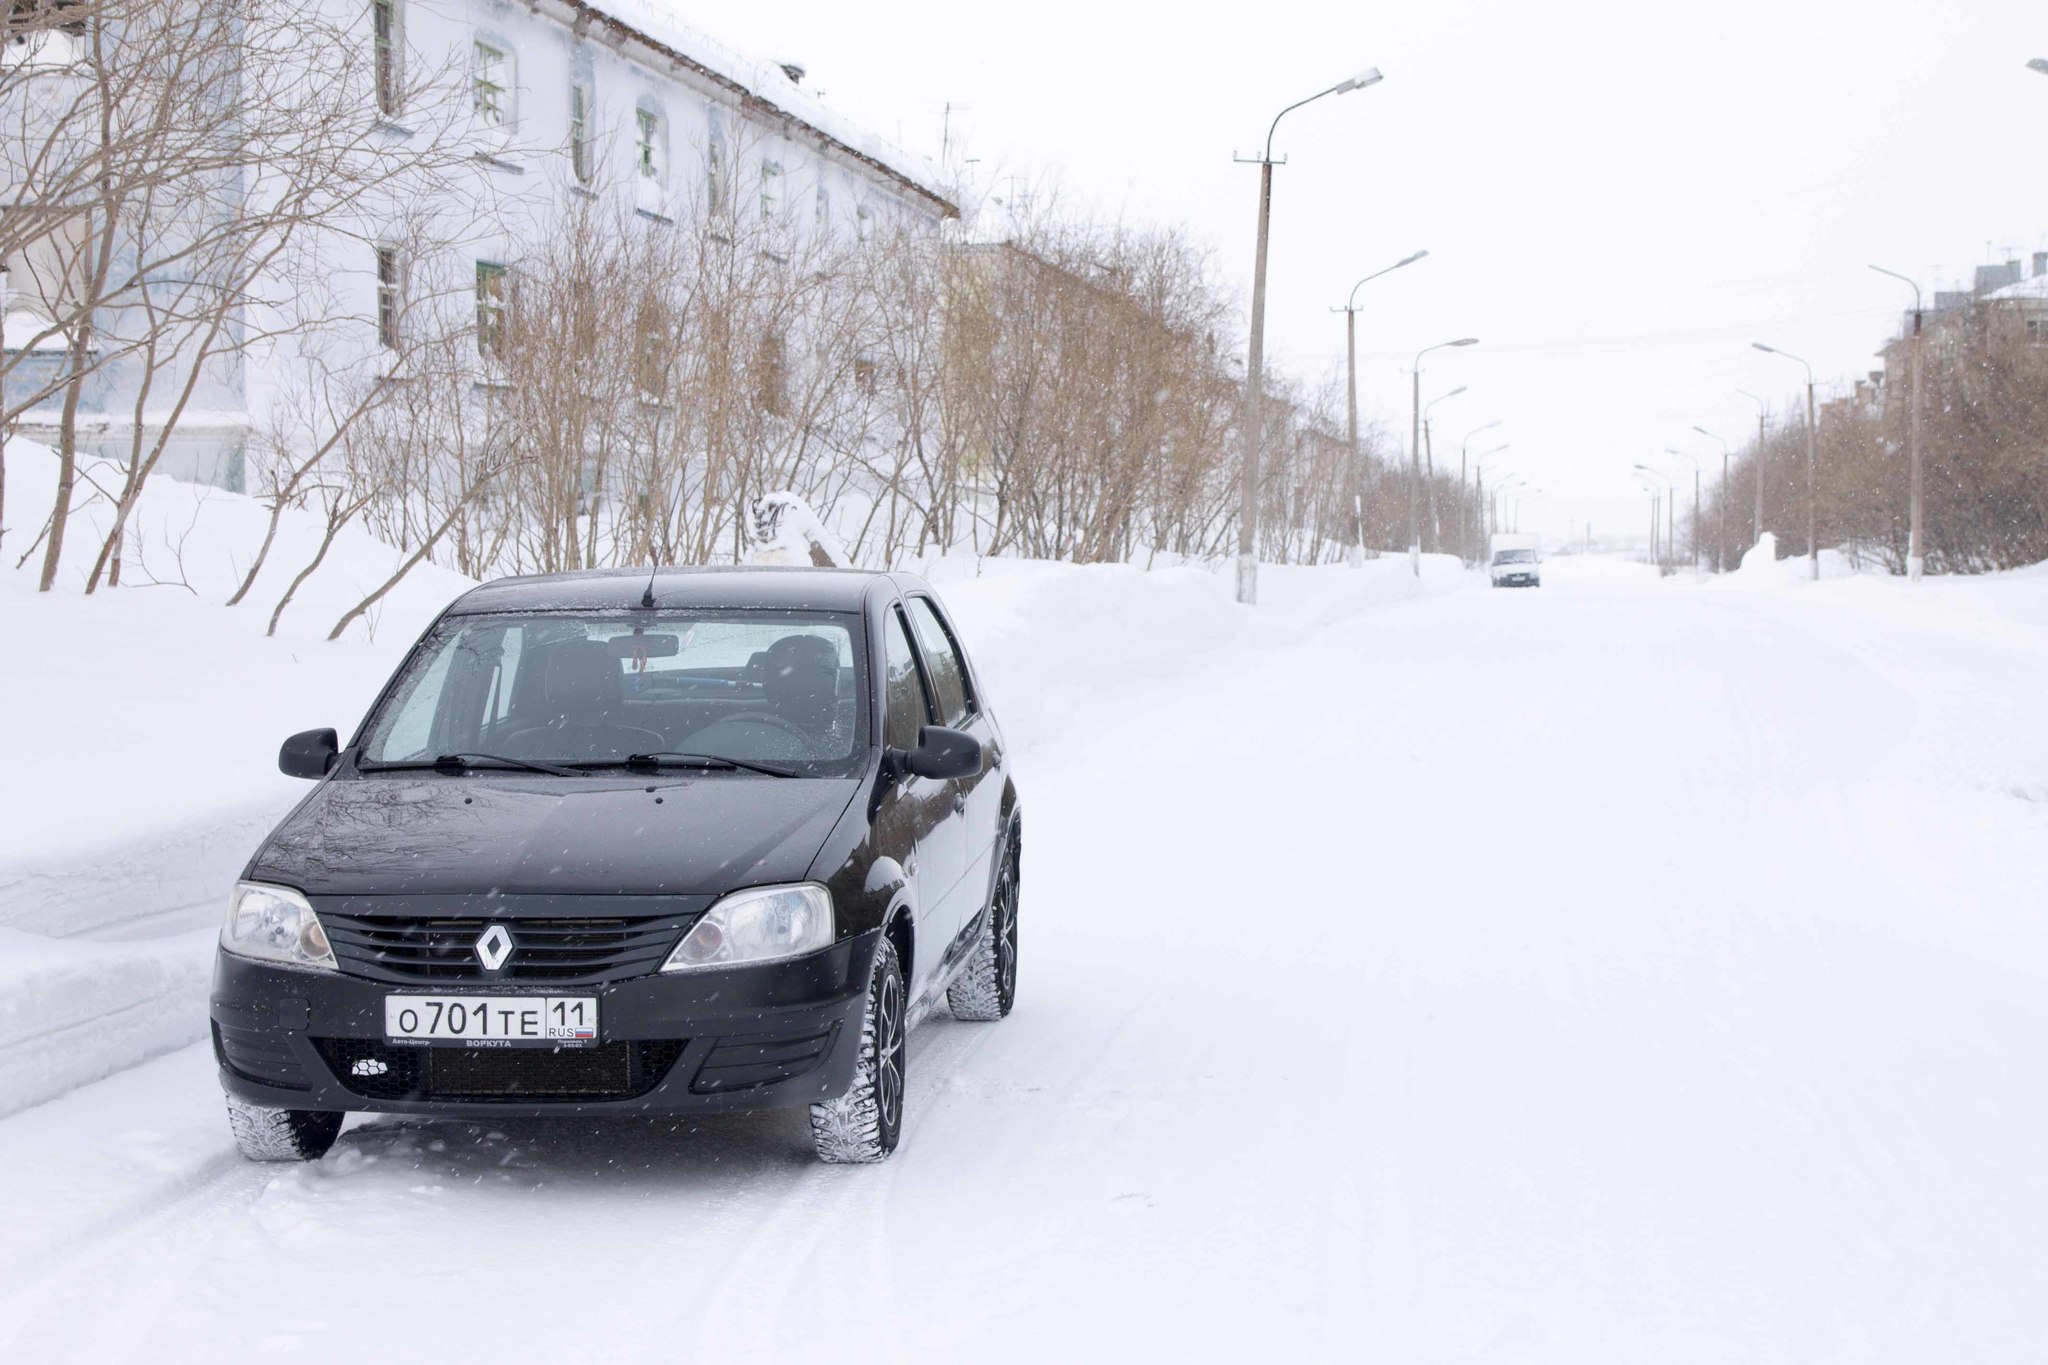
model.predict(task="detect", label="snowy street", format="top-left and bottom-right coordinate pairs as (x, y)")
top-left (5, 556), bottom-right (2046, 1363)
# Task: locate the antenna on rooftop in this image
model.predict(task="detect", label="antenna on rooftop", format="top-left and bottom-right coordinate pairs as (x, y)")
top-left (639, 562), bottom-right (657, 610)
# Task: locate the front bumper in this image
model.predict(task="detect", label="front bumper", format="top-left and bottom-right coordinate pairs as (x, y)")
top-left (209, 929), bottom-right (880, 1117)
top-left (1492, 573), bottom-right (1539, 587)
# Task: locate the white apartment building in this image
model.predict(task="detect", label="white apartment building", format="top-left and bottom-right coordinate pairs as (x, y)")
top-left (3, 0), bottom-right (957, 489)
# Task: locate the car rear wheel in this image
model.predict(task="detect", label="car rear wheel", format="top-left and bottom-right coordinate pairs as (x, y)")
top-left (948, 831), bottom-right (1019, 1022)
top-left (809, 937), bottom-right (906, 1163)
top-left (224, 1094), bottom-right (343, 1162)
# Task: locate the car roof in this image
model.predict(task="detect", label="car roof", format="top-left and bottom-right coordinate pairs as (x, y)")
top-left (447, 566), bottom-right (895, 616)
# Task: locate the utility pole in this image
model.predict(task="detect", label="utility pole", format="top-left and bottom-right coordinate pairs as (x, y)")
top-left (1336, 251), bottom-right (1428, 569)
top-left (1235, 69), bottom-right (1383, 606)
top-left (1408, 340), bottom-right (1478, 575)
top-left (1753, 344), bottom-right (1819, 580)
top-left (1871, 265), bottom-right (1925, 581)
top-left (1738, 390), bottom-right (1768, 551)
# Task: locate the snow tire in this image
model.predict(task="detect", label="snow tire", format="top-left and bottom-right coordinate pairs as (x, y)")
top-left (224, 1093), bottom-right (343, 1162)
top-left (809, 936), bottom-right (906, 1164)
top-left (947, 827), bottom-right (1019, 1022)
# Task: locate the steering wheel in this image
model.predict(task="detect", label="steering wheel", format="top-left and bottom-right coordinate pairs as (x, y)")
top-left (717, 711), bottom-right (816, 743)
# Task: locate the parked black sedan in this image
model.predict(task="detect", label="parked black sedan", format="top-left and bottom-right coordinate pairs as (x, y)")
top-left (211, 568), bottom-right (1020, 1164)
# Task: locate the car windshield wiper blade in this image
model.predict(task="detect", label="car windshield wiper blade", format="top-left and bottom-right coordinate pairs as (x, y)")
top-left (364, 753), bottom-right (579, 776)
top-left (608, 751), bottom-right (802, 778)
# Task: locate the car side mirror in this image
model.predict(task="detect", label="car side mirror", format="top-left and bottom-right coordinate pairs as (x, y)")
top-left (898, 725), bottom-right (980, 781)
top-left (279, 728), bottom-right (339, 779)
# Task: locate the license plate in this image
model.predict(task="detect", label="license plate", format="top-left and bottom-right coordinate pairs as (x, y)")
top-left (384, 995), bottom-right (598, 1046)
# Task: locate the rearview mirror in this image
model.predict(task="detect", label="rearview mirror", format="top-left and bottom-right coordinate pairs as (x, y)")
top-left (899, 725), bottom-right (980, 781)
top-left (279, 728), bottom-right (339, 779)
top-left (609, 633), bottom-right (680, 660)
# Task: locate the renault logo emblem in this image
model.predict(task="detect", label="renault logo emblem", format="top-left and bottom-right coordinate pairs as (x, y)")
top-left (475, 923), bottom-right (514, 971)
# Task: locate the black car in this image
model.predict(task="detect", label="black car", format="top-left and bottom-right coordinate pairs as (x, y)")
top-left (210, 568), bottom-right (1020, 1164)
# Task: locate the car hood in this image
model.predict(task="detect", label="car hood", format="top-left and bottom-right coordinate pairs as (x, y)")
top-left (247, 773), bottom-right (862, 897)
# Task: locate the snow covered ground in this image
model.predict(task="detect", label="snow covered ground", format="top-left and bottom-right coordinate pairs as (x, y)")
top-left (4, 477), bottom-right (2047, 1359)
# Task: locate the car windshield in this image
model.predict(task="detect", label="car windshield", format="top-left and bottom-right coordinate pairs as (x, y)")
top-left (1495, 549), bottom-right (1537, 564)
top-left (357, 610), bottom-right (866, 776)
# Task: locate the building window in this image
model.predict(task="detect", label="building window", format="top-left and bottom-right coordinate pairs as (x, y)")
top-left (375, 246), bottom-right (402, 349)
top-left (371, 0), bottom-right (401, 116)
top-left (635, 105), bottom-right (667, 212)
top-left (855, 202), bottom-right (873, 243)
top-left (2029, 318), bottom-right (2047, 347)
top-left (475, 260), bottom-right (508, 357)
top-left (569, 79), bottom-right (593, 184)
top-left (759, 158), bottom-right (783, 220)
top-left (472, 40), bottom-right (510, 126)
top-left (814, 184), bottom-right (829, 232)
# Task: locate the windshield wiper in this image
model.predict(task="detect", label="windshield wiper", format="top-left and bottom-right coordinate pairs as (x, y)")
top-left (609, 751), bottom-right (802, 778)
top-left (364, 752), bottom-right (579, 777)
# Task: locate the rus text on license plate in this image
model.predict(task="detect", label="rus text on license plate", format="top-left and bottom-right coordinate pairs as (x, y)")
top-left (383, 995), bottom-right (598, 1045)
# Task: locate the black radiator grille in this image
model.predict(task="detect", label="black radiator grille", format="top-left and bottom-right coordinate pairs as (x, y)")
top-left (315, 1038), bottom-right (687, 1102)
top-left (321, 913), bottom-right (695, 985)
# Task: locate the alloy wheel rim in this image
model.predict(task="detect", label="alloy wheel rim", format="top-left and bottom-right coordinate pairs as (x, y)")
top-left (876, 969), bottom-right (904, 1124)
top-left (996, 863), bottom-right (1018, 1002)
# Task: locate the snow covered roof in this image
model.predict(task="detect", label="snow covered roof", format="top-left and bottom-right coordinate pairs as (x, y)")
top-left (1984, 273), bottom-right (2048, 304)
top-left (557, 1), bottom-right (957, 218)
top-left (4, 310), bottom-right (76, 353)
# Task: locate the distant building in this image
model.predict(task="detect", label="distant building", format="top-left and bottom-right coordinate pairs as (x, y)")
top-left (1, 0), bottom-right (957, 489)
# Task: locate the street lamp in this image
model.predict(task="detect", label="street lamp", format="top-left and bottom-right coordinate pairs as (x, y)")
top-left (1236, 68), bottom-right (1385, 606)
top-left (1870, 264), bottom-right (1926, 581)
top-left (1460, 423), bottom-right (1502, 559)
top-left (1752, 342), bottom-right (1819, 581)
top-left (1692, 426), bottom-right (1730, 572)
top-left (1736, 389), bottom-right (1769, 546)
top-left (1422, 385), bottom-right (1468, 555)
top-left (1334, 249), bottom-right (1427, 568)
top-left (1472, 442), bottom-right (1509, 550)
top-left (1634, 463), bottom-right (1675, 571)
top-left (1661, 447), bottom-right (1702, 571)
top-left (2029, 57), bottom-right (2048, 74)
top-left (1409, 337), bottom-right (1478, 575)
top-left (1631, 471), bottom-right (1663, 567)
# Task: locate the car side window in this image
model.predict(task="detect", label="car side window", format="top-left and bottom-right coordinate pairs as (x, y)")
top-left (883, 607), bottom-right (933, 750)
top-left (906, 596), bottom-right (972, 727)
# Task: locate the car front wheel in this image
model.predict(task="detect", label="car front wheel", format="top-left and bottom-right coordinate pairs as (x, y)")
top-left (224, 1094), bottom-right (343, 1162)
top-left (809, 936), bottom-right (907, 1163)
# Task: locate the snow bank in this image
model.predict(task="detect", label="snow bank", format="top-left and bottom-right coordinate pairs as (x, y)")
top-left (0, 441), bottom-right (472, 1114)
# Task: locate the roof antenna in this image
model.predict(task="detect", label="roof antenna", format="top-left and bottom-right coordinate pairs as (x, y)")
top-left (639, 561), bottom-right (658, 610)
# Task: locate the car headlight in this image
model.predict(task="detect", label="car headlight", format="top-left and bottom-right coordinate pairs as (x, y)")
top-left (661, 883), bottom-right (834, 972)
top-left (221, 881), bottom-right (337, 971)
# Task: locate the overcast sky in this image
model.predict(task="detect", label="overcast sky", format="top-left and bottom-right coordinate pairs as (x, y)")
top-left (709, 0), bottom-right (2048, 540)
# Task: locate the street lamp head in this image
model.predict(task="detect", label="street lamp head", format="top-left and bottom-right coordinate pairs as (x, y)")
top-left (1441, 385), bottom-right (1467, 400)
top-left (1336, 68), bottom-right (1384, 94)
top-left (1752, 342), bottom-right (1778, 355)
top-left (1450, 337), bottom-right (1479, 347)
top-left (1692, 425), bottom-right (1717, 439)
top-left (1397, 249), bottom-right (1429, 267)
top-left (2029, 57), bottom-right (2048, 75)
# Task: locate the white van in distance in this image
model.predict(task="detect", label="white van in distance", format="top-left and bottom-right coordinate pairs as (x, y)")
top-left (1489, 533), bottom-right (1542, 588)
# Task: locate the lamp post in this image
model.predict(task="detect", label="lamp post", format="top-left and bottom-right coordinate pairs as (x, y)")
top-left (1469, 440), bottom-right (1508, 558)
top-left (1736, 389), bottom-right (1768, 547)
top-left (1458, 420), bottom-right (1501, 562)
top-left (1235, 68), bottom-right (1384, 606)
top-left (1753, 342), bottom-right (1819, 581)
top-left (1692, 426), bottom-right (1730, 572)
top-left (1409, 337), bottom-right (1478, 575)
top-left (1634, 463), bottom-right (1674, 571)
top-left (1661, 447), bottom-right (1701, 571)
top-left (1335, 250), bottom-right (1427, 568)
top-left (1491, 473), bottom-right (1525, 541)
top-left (1422, 384), bottom-right (1467, 553)
top-left (1632, 472), bottom-right (1662, 566)
top-left (1870, 264), bottom-right (1925, 582)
